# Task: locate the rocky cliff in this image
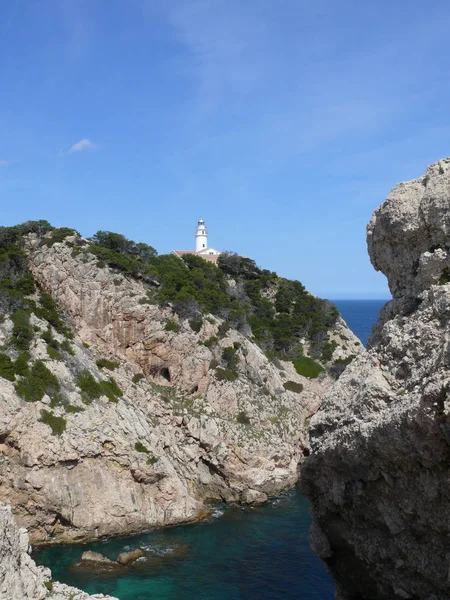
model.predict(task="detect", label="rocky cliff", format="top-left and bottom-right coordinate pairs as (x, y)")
top-left (0, 501), bottom-right (117, 600)
top-left (0, 225), bottom-right (360, 546)
top-left (302, 157), bottom-right (450, 600)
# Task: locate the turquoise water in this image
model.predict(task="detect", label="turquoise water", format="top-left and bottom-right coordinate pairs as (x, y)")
top-left (33, 300), bottom-right (385, 600)
top-left (34, 490), bottom-right (334, 600)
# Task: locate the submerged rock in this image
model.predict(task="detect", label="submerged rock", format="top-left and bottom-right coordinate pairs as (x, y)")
top-left (80, 551), bottom-right (116, 565)
top-left (116, 548), bottom-right (145, 565)
top-left (302, 157), bottom-right (450, 600)
top-left (71, 551), bottom-right (126, 575)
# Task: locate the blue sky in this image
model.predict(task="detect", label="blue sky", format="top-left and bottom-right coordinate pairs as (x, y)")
top-left (2, 1), bottom-right (450, 299)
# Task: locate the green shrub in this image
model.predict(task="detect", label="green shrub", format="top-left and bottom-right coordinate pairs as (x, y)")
top-left (203, 336), bottom-right (218, 348)
top-left (60, 339), bottom-right (75, 355)
top-left (237, 411), bottom-right (250, 425)
top-left (292, 355), bottom-right (324, 379)
top-left (283, 380), bottom-right (304, 393)
top-left (16, 360), bottom-right (60, 402)
top-left (189, 317), bottom-right (203, 333)
top-left (39, 410), bottom-right (66, 436)
top-left (44, 580), bottom-right (54, 592)
top-left (217, 322), bottom-right (230, 338)
top-left (47, 346), bottom-right (60, 360)
top-left (50, 393), bottom-right (64, 408)
top-left (221, 346), bottom-right (238, 371)
top-left (132, 373), bottom-right (145, 384)
top-left (11, 309), bottom-right (33, 352)
top-left (215, 367), bottom-right (238, 382)
top-left (0, 353), bottom-right (16, 381)
top-left (321, 339), bottom-right (338, 362)
top-left (96, 260), bottom-right (106, 269)
top-left (334, 355), bottom-right (356, 365)
top-left (14, 352), bottom-right (29, 376)
top-left (96, 358), bottom-right (120, 371)
top-left (77, 370), bottom-right (122, 403)
top-left (99, 378), bottom-right (123, 403)
top-left (439, 267), bottom-right (450, 285)
top-left (64, 404), bottom-right (84, 414)
top-left (77, 370), bottom-right (102, 400)
top-left (35, 291), bottom-right (73, 339)
top-left (165, 319), bottom-right (180, 332)
top-left (146, 455), bottom-right (158, 465)
top-left (43, 228), bottom-right (79, 247)
top-left (135, 441), bottom-right (150, 453)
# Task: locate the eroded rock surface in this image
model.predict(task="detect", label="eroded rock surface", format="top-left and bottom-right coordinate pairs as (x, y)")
top-left (302, 157), bottom-right (450, 600)
top-left (0, 501), bottom-right (117, 600)
top-left (0, 235), bottom-right (361, 545)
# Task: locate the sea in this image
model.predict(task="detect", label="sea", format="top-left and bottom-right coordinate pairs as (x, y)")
top-left (33, 299), bottom-right (387, 600)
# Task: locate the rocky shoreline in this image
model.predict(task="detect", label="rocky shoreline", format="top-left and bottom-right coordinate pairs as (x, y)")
top-left (0, 501), bottom-right (118, 600)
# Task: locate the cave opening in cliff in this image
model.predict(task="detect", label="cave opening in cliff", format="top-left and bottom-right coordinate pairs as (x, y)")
top-left (160, 367), bottom-right (171, 382)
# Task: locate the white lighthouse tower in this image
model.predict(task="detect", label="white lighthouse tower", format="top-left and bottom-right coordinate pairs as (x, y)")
top-left (195, 217), bottom-right (208, 252)
top-left (172, 217), bottom-right (222, 264)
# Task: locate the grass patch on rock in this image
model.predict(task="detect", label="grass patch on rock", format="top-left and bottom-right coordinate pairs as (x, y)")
top-left (283, 380), bottom-right (304, 393)
top-left (39, 410), bottom-right (66, 436)
top-left (292, 355), bottom-right (324, 379)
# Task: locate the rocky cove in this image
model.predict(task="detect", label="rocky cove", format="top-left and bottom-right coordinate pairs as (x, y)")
top-left (4, 157), bottom-right (450, 600)
top-left (0, 221), bottom-right (360, 598)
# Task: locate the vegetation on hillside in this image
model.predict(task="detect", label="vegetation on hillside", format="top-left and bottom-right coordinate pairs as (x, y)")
top-left (84, 230), bottom-right (339, 365)
top-left (0, 222), bottom-right (124, 404)
top-left (0, 222), bottom-right (341, 380)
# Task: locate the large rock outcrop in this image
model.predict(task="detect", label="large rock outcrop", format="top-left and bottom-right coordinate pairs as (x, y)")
top-left (0, 501), bottom-right (117, 600)
top-left (302, 157), bottom-right (450, 599)
top-left (0, 234), bottom-right (361, 545)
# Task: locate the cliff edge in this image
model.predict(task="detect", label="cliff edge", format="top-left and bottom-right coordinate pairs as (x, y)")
top-left (302, 157), bottom-right (450, 599)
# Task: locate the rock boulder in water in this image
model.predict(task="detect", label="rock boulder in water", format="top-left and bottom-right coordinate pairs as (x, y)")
top-left (117, 548), bottom-right (145, 565)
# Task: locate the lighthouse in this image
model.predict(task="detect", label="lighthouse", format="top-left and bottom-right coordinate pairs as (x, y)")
top-left (195, 217), bottom-right (208, 252)
top-left (172, 217), bottom-right (222, 264)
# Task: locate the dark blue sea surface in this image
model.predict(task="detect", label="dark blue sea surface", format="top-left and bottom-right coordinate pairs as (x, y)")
top-left (333, 299), bottom-right (388, 347)
top-left (33, 301), bottom-right (383, 600)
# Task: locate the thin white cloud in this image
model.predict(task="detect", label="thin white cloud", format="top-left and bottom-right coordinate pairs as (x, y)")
top-left (0, 160), bottom-right (10, 167)
top-left (68, 139), bottom-right (98, 153)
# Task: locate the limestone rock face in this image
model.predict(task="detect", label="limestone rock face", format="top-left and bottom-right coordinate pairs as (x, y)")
top-left (302, 158), bottom-right (450, 600)
top-left (0, 502), bottom-right (117, 600)
top-left (0, 236), bottom-right (361, 545)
